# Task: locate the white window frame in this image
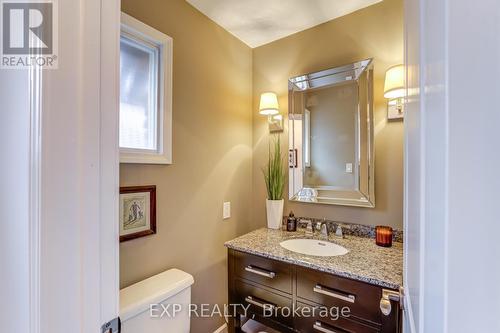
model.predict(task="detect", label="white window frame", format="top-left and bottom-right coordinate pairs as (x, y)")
top-left (119, 13), bottom-right (173, 164)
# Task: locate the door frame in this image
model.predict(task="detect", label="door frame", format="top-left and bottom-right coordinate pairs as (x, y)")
top-left (98, 0), bottom-right (121, 326)
top-left (404, 0), bottom-right (448, 331)
top-left (42, 0), bottom-right (122, 330)
top-left (1, 0), bottom-right (120, 332)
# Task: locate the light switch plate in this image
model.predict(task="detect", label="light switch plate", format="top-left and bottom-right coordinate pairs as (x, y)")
top-left (223, 202), bottom-right (231, 219)
top-left (346, 163), bottom-right (353, 173)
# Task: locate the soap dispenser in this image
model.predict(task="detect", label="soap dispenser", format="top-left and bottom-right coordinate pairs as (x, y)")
top-left (286, 211), bottom-right (297, 232)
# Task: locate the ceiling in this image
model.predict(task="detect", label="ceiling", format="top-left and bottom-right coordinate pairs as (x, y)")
top-left (186, 0), bottom-right (383, 48)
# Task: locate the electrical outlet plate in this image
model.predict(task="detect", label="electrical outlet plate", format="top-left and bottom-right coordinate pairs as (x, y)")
top-left (223, 202), bottom-right (231, 219)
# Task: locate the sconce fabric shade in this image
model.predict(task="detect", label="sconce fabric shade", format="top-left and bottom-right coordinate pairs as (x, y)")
top-left (383, 65), bottom-right (405, 99)
top-left (259, 92), bottom-right (279, 115)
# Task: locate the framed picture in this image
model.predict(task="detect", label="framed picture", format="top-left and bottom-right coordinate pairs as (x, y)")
top-left (119, 186), bottom-right (156, 242)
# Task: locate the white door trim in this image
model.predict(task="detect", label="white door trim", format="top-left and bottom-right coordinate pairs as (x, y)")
top-left (28, 63), bottom-right (42, 333)
top-left (78, 0), bottom-right (121, 328)
top-left (41, 0), bottom-right (120, 330)
top-left (0, 1), bottom-right (120, 332)
top-left (98, 0), bottom-right (121, 324)
top-left (404, 0), bottom-right (450, 331)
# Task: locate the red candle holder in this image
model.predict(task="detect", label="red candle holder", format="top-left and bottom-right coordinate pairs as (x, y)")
top-left (375, 226), bottom-right (393, 247)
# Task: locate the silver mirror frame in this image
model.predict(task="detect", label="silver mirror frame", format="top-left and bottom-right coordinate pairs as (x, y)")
top-left (288, 59), bottom-right (375, 208)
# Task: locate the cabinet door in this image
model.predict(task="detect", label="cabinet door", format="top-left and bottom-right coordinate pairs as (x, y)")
top-left (294, 302), bottom-right (381, 333)
top-left (297, 266), bottom-right (385, 325)
top-left (233, 279), bottom-right (293, 326)
top-left (234, 251), bottom-right (292, 293)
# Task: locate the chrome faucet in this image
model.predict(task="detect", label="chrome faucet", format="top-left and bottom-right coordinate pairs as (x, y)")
top-left (317, 219), bottom-right (329, 240)
top-left (334, 224), bottom-right (344, 238)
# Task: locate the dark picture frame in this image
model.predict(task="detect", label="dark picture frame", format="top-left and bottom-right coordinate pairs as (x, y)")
top-left (119, 185), bottom-right (156, 242)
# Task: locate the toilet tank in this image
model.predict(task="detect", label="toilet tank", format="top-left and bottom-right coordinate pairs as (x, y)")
top-left (120, 269), bottom-right (194, 333)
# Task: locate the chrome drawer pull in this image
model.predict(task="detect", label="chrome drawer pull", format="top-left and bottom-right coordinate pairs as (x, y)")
top-left (313, 321), bottom-right (338, 333)
top-left (244, 296), bottom-right (275, 310)
top-left (313, 284), bottom-right (355, 303)
top-left (245, 265), bottom-right (276, 279)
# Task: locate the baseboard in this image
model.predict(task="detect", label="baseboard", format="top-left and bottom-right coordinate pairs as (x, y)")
top-left (213, 323), bottom-right (228, 333)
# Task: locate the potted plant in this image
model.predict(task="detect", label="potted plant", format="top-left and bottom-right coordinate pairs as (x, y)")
top-left (263, 135), bottom-right (285, 229)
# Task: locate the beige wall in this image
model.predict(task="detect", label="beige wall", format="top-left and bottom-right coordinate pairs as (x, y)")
top-left (119, 1), bottom-right (254, 332)
top-left (252, 0), bottom-right (404, 229)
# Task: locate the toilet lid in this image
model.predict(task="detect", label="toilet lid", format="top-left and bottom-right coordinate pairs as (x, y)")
top-left (120, 268), bottom-right (194, 321)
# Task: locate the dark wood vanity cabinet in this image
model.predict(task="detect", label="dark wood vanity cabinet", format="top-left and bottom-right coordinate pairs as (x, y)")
top-left (228, 249), bottom-right (401, 333)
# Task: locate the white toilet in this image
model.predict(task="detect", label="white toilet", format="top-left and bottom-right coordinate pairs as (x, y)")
top-left (120, 268), bottom-right (194, 333)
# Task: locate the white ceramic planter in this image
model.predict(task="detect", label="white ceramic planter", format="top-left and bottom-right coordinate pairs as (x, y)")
top-left (266, 199), bottom-right (284, 229)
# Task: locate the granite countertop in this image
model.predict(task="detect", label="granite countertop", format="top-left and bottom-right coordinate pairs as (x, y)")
top-left (224, 228), bottom-right (403, 290)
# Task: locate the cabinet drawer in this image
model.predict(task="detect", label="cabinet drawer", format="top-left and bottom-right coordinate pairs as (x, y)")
top-left (234, 279), bottom-right (293, 326)
top-left (297, 266), bottom-right (383, 324)
top-left (234, 251), bottom-right (292, 293)
top-left (294, 302), bottom-right (380, 333)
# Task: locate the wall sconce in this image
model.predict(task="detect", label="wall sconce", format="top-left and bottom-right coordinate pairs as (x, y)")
top-left (384, 65), bottom-right (405, 120)
top-left (259, 92), bottom-right (283, 133)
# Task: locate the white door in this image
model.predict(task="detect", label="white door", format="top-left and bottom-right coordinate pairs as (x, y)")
top-left (0, 0), bottom-right (121, 332)
top-left (404, 0), bottom-right (500, 332)
top-left (404, 0), bottom-right (448, 331)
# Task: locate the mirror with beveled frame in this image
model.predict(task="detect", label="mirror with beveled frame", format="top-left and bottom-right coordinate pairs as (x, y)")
top-left (288, 59), bottom-right (375, 207)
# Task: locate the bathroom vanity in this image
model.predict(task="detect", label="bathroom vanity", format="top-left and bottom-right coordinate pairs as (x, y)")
top-left (225, 228), bottom-right (403, 333)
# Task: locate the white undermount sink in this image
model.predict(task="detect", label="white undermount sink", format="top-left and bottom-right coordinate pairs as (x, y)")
top-left (280, 238), bottom-right (349, 257)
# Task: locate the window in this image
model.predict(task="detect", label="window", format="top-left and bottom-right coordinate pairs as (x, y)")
top-left (120, 34), bottom-right (159, 151)
top-left (120, 13), bottom-right (172, 164)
